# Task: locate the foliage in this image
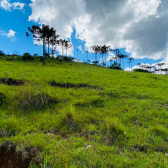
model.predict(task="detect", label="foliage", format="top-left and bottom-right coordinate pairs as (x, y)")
top-left (109, 65), bottom-right (122, 70)
top-left (33, 53), bottom-right (38, 57)
top-left (22, 53), bottom-right (34, 61)
top-left (0, 50), bottom-right (5, 56)
top-left (44, 52), bottom-right (50, 58)
top-left (109, 62), bottom-right (122, 70)
top-left (26, 24), bottom-right (57, 65)
top-left (56, 55), bottom-right (74, 62)
top-left (90, 45), bottom-right (101, 63)
top-left (134, 68), bottom-right (151, 73)
top-left (92, 61), bottom-right (99, 64)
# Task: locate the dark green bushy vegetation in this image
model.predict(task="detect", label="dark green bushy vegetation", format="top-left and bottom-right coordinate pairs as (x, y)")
top-left (0, 54), bottom-right (75, 64)
top-left (22, 53), bottom-right (34, 61)
top-left (134, 68), bottom-right (151, 73)
top-left (109, 65), bottom-right (122, 70)
top-left (0, 59), bottom-right (168, 167)
top-left (109, 62), bottom-right (123, 70)
top-left (0, 50), bottom-right (5, 56)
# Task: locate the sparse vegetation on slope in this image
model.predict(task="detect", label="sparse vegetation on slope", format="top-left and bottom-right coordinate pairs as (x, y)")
top-left (0, 59), bottom-right (168, 167)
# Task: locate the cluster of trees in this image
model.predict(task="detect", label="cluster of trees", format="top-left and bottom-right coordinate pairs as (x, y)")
top-left (26, 24), bottom-right (72, 65)
top-left (89, 46), bottom-right (130, 69)
top-left (26, 24), bottom-right (134, 69)
top-left (1, 23), bottom-right (167, 74)
top-left (0, 50), bottom-right (5, 56)
top-left (137, 62), bottom-right (168, 74)
top-left (90, 45), bottom-right (110, 67)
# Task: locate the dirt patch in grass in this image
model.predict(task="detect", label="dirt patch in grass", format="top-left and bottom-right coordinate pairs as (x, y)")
top-left (0, 146), bottom-right (31, 168)
top-left (0, 78), bottom-right (24, 86)
top-left (0, 142), bottom-right (41, 168)
top-left (49, 80), bottom-right (102, 90)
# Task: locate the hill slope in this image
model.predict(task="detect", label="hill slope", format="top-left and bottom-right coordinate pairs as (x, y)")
top-left (0, 60), bottom-right (168, 167)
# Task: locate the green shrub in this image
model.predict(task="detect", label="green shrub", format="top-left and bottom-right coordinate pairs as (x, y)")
top-left (0, 50), bottom-right (5, 56)
top-left (22, 53), bottom-right (34, 61)
top-left (134, 69), bottom-right (151, 73)
top-left (109, 65), bottom-right (122, 70)
top-left (56, 55), bottom-right (75, 62)
top-left (5, 56), bottom-right (14, 61)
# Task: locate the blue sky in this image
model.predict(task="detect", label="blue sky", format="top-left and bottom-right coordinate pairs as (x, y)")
top-left (0, 0), bottom-right (167, 70)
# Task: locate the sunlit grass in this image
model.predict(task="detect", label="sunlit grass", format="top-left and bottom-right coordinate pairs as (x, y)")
top-left (0, 59), bottom-right (168, 167)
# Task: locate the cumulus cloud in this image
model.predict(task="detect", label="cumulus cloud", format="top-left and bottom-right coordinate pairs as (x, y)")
top-left (29, 0), bottom-right (85, 39)
top-left (0, 0), bottom-right (25, 11)
top-left (7, 29), bottom-right (16, 38)
top-left (29, 0), bottom-right (168, 60)
top-left (0, 0), bottom-right (11, 11)
top-left (12, 2), bottom-right (25, 10)
top-left (0, 29), bottom-right (16, 41)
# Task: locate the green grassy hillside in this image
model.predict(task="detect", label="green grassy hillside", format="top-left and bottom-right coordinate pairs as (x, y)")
top-left (0, 59), bottom-right (168, 167)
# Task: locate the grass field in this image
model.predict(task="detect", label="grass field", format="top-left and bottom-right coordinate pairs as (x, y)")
top-left (0, 58), bottom-right (168, 167)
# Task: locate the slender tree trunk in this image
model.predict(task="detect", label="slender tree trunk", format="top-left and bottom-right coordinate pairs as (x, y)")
top-left (63, 45), bottom-right (64, 56)
top-left (43, 38), bottom-right (45, 66)
top-left (42, 24), bottom-right (45, 66)
top-left (122, 58), bottom-right (124, 69)
top-left (102, 53), bottom-right (103, 66)
top-left (105, 53), bottom-right (106, 67)
top-left (52, 44), bottom-right (54, 57)
top-left (129, 62), bottom-right (130, 70)
top-left (48, 38), bottom-right (49, 55)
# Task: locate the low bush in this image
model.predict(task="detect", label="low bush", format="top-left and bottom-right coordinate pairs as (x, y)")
top-left (109, 65), bottom-right (122, 70)
top-left (22, 53), bottom-right (34, 61)
top-left (56, 55), bottom-right (75, 62)
top-left (134, 69), bottom-right (151, 73)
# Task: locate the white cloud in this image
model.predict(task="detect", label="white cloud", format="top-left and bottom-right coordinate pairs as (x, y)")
top-left (7, 29), bottom-right (16, 38)
top-left (0, 0), bottom-right (11, 11)
top-left (29, 0), bottom-right (167, 60)
top-left (0, 0), bottom-right (25, 11)
top-left (125, 67), bottom-right (132, 71)
top-left (12, 2), bottom-right (25, 10)
top-left (0, 29), bottom-right (16, 41)
top-left (29, 0), bottom-right (84, 39)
